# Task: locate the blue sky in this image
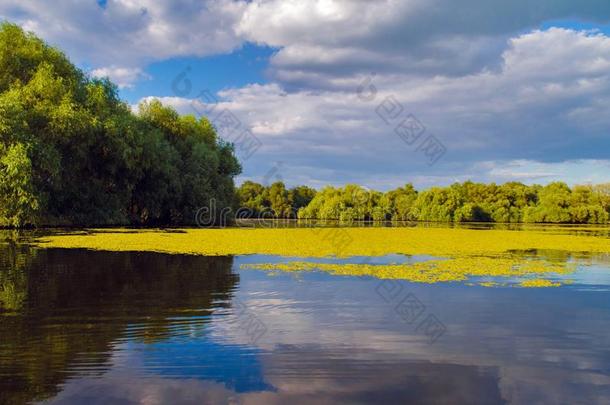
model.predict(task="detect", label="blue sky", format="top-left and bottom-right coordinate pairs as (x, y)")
top-left (119, 43), bottom-right (276, 103)
top-left (2, 1), bottom-right (610, 190)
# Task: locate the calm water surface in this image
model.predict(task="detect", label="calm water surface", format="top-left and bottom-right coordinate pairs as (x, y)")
top-left (1, 229), bottom-right (610, 404)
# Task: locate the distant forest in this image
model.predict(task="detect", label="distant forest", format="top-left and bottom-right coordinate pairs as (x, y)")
top-left (238, 181), bottom-right (610, 224)
top-left (1, 22), bottom-right (609, 227)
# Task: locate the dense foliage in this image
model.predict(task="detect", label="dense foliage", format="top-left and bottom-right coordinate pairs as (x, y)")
top-left (0, 23), bottom-right (240, 227)
top-left (238, 181), bottom-right (610, 224)
top-left (237, 181), bottom-right (316, 218)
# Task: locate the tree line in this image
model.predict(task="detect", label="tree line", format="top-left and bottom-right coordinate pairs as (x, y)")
top-left (238, 181), bottom-right (610, 224)
top-left (0, 23), bottom-right (240, 227)
top-left (2, 22), bottom-right (609, 227)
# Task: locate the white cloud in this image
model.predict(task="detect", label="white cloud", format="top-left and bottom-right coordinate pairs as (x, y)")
top-left (482, 159), bottom-right (610, 185)
top-left (90, 66), bottom-right (151, 88)
top-left (236, 0), bottom-right (610, 88)
top-left (137, 28), bottom-right (610, 188)
top-left (4, 0), bottom-right (610, 88)
top-left (4, 1), bottom-right (610, 186)
top-left (0, 0), bottom-right (247, 87)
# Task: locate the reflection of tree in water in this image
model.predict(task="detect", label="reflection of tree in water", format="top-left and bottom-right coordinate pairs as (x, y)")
top-left (0, 240), bottom-right (30, 312)
top-left (0, 241), bottom-right (238, 405)
top-left (507, 248), bottom-right (610, 266)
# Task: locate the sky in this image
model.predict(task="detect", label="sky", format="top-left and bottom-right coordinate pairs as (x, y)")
top-left (2, 0), bottom-right (610, 190)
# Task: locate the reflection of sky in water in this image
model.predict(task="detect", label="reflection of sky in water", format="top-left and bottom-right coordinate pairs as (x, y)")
top-left (559, 263), bottom-right (610, 290)
top-left (0, 247), bottom-right (607, 404)
top-left (239, 253), bottom-right (438, 265)
top-left (45, 266), bottom-right (610, 404)
top-left (132, 339), bottom-right (272, 393)
top-left (237, 253), bottom-right (610, 289)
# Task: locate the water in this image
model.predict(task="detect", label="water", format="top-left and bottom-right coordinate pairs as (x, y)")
top-left (1, 234), bottom-right (610, 404)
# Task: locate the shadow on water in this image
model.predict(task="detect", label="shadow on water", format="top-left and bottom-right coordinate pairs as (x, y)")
top-left (0, 238), bottom-right (238, 405)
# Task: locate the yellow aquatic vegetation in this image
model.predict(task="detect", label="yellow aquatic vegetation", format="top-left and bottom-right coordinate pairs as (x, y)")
top-left (34, 226), bottom-right (608, 287)
top-left (240, 256), bottom-right (574, 285)
top-left (35, 227), bottom-right (610, 258)
top-left (519, 279), bottom-right (562, 288)
top-left (478, 281), bottom-right (500, 287)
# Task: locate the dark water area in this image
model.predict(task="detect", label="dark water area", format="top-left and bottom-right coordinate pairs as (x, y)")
top-left (1, 237), bottom-right (610, 404)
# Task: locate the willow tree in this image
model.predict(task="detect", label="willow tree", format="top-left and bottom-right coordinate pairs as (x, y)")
top-left (0, 22), bottom-right (240, 227)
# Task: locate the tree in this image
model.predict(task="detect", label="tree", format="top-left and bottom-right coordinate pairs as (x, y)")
top-left (290, 186), bottom-right (316, 211)
top-left (454, 203), bottom-right (490, 222)
top-left (0, 143), bottom-right (39, 226)
top-left (524, 182), bottom-right (572, 223)
top-left (237, 181), bottom-right (268, 216)
top-left (410, 187), bottom-right (460, 222)
top-left (277, 180), bottom-right (610, 224)
top-left (568, 185), bottom-right (609, 224)
top-left (268, 181), bottom-right (293, 218)
top-left (386, 184), bottom-right (418, 221)
top-left (0, 23), bottom-right (241, 227)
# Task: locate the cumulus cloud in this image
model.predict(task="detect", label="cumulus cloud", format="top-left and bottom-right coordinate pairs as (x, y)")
top-left (3, 0), bottom-right (610, 87)
top-left (3, 1), bottom-right (610, 186)
top-left (90, 66), bottom-right (151, 88)
top-left (140, 28), bottom-right (610, 188)
top-left (0, 0), bottom-right (247, 86)
top-left (236, 0), bottom-right (610, 89)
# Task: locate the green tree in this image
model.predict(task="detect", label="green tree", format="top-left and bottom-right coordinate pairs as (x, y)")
top-left (410, 187), bottom-right (461, 222)
top-left (268, 181), bottom-right (293, 217)
top-left (0, 143), bottom-right (39, 226)
top-left (290, 185), bottom-right (316, 211)
top-left (0, 23), bottom-right (240, 227)
top-left (524, 182), bottom-right (572, 223)
top-left (237, 181), bottom-right (268, 216)
top-left (386, 184), bottom-right (418, 221)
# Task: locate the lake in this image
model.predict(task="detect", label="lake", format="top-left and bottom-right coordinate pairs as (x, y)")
top-left (1, 226), bottom-right (610, 404)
